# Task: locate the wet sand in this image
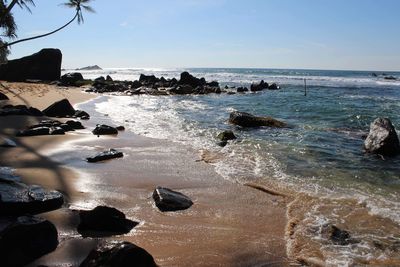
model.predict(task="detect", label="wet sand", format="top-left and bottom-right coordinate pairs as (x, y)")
top-left (0, 83), bottom-right (291, 266)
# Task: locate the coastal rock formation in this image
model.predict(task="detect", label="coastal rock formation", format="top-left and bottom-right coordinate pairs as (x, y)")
top-left (0, 91), bottom-right (9, 100)
top-left (152, 186), bottom-right (193, 212)
top-left (0, 104), bottom-right (43, 116)
top-left (237, 87), bottom-right (249, 93)
top-left (42, 98), bottom-right (76, 117)
top-left (60, 72), bottom-right (84, 86)
top-left (79, 241), bottom-right (157, 267)
top-left (86, 149), bottom-right (124, 163)
top-left (0, 180), bottom-right (64, 215)
top-left (364, 118), bottom-right (400, 156)
top-left (78, 206), bottom-right (138, 237)
top-left (16, 119), bottom-right (84, 137)
top-left (0, 48), bottom-right (62, 82)
top-left (0, 216), bottom-right (58, 266)
top-left (76, 65), bottom-right (102, 71)
top-left (250, 80), bottom-right (269, 91)
top-left (92, 124), bottom-right (119, 135)
top-left (229, 111), bottom-right (286, 128)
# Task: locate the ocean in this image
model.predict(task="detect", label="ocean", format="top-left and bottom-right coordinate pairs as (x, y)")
top-left (69, 68), bottom-right (400, 265)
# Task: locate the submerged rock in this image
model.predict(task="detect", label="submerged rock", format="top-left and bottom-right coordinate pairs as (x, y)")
top-left (0, 180), bottom-right (64, 215)
top-left (229, 111), bottom-right (286, 128)
top-left (79, 241), bottom-right (157, 267)
top-left (86, 149), bottom-right (124, 163)
top-left (42, 98), bottom-right (76, 117)
top-left (321, 224), bottom-right (352, 245)
top-left (92, 125), bottom-right (119, 136)
top-left (364, 118), bottom-right (400, 156)
top-left (0, 216), bottom-right (59, 266)
top-left (217, 130), bottom-right (237, 141)
top-left (78, 206), bottom-right (138, 237)
top-left (152, 186), bottom-right (193, 212)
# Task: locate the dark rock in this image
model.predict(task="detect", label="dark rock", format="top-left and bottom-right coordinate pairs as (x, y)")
top-left (49, 127), bottom-right (65, 135)
top-left (139, 74), bottom-right (159, 85)
top-left (28, 119), bottom-right (61, 128)
top-left (106, 75), bottom-right (113, 82)
top-left (130, 80), bottom-right (142, 89)
top-left (42, 99), bottom-right (76, 117)
top-left (0, 180), bottom-right (64, 215)
top-left (0, 216), bottom-right (58, 266)
top-left (94, 76), bottom-right (105, 82)
top-left (229, 111), bottom-right (286, 128)
top-left (0, 49), bottom-right (62, 82)
top-left (250, 80), bottom-right (269, 91)
top-left (59, 123), bottom-right (75, 132)
top-left (237, 87), bottom-right (249, 93)
top-left (0, 105), bottom-right (43, 117)
top-left (169, 85), bottom-right (195, 95)
top-left (78, 206), bottom-right (138, 237)
top-left (61, 72), bottom-right (84, 86)
top-left (86, 149), bottom-right (124, 163)
top-left (66, 120), bottom-right (85, 130)
top-left (364, 118), bottom-right (400, 156)
top-left (74, 110), bottom-right (90, 120)
top-left (152, 186), bottom-right (193, 212)
top-left (116, 126), bottom-right (125, 131)
top-left (217, 140), bottom-right (228, 147)
top-left (16, 127), bottom-right (50, 137)
top-left (226, 92), bottom-right (236, 95)
top-left (207, 81), bottom-right (219, 87)
top-left (0, 137), bottom-right (17, 147)
top-left (79, 241), bottom-right (157, 267)
top-left (27, 107), bottom-right (44, 116)
top-left (0, 91), bottom-right (9, 100)
top-left (92, 125), bottom-right (118, 136)
top-left (268, 83), bottom-right (280, 90)
top-left (217, 130), bottom-right (237, 141)
top-left (371, 73), bottom-right (378, 77)
top-left (384, 76), bottom-right (397, 80)
top-left (321, 224), bottom-right (351, 245)
top-left (179, 71), bottom-right (206, 88)
top-left (77, 65), bottom-right (102, 71)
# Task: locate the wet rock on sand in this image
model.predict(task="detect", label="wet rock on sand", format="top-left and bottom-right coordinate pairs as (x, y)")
top-left (152, 186), bottom-right (193, 212)
top-left (364, 118), bottom-right (400, 156)
top-left (0, 91), bottom-right (9, 100)
top-left (0, 104), bottom-right (43, 116)
top-left (229, 111), bottom-right (286, 128)
top-left (216, 130), bottom-right (237, 147)
top-left (60, 72), bottom-right (84, 86)
top-left (0, 216), bottom-right (58, 266)
top-left (86, 149), bottom-right (123, 163)
top-left (78, 206), bottom-right (138, 237)
top-left (92, 124), bottom-right (119, 135)
top-left (79, 241), bottom-right (157, 267)
top-left (0, 180), bottom-right (64, 215)
top-left (42, 98), bottom-right (76, 117)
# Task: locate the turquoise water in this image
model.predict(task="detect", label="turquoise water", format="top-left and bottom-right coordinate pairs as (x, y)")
top-left (89, 68), bottom-right (400, 264)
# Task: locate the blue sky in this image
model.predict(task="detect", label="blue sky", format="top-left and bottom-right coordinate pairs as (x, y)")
top-left (8, 0), bottom-right (400, 70)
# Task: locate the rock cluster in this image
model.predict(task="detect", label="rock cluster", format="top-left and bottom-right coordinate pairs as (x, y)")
top-left (16, 119), bottom-right (85, 137)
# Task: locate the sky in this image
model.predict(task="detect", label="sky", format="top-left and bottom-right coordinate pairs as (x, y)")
top-left (7, 0), bottom-right (400, 71)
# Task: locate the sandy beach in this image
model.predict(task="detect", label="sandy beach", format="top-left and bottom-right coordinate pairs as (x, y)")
top-left (0, 82), bottom-right (291, 266)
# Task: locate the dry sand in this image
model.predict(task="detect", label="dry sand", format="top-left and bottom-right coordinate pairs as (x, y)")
top-left (0, 82), bottom-right (291, 266)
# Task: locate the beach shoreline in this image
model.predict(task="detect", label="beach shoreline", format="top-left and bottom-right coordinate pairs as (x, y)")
top-left (0, 82), bottom-right (291, 266)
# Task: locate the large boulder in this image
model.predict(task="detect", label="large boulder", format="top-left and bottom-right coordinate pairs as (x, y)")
top-left (60, 72), bottom-right (84, 86)
top-left (139, 74), bottom-right (159, 85)
top-left (217, 130), bottom-right (237, 141)
top-left (152, 186), bottom-right (193, 212)
top-left (179, 71), bottom-right (206, 88)
top-left (229, 111), bottom-right (286, 128)
top-left (0, 48), bottom-right (62, 82)
top-left (86, 149), bottom-right (124, 163)
top-left (250, 80), bottom-right (269, 91)
top-left (0, 216), bottom-right (59, 266)
top-left (0, 104), bottom-right (43, 116)
top-left (16, 126), bottom-right (51, 137)
top-left (42, 98), bottom-right (76, 117)
top-left (364, 118), bottom-right (400, 156)
top-left (79, 241), bottom-right (157, 267)
top-left (78, 206), bottom-right (138, 237)
top-left (0, 180), bottom-right (64, 216)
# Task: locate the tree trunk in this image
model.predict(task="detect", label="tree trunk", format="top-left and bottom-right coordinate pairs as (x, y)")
top-left (1, 11), bottom-right (78, 49)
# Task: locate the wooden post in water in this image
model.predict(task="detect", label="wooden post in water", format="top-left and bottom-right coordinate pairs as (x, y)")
top-left (304, 78), bottom-right (307, 96)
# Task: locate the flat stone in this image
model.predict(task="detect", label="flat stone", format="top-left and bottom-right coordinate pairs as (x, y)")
top-left (152, 186), bottom-right (193, 212)
top-left (86, 149), bottom-right (123, 163)
top-left (0, 180), bottom-right (64, 216)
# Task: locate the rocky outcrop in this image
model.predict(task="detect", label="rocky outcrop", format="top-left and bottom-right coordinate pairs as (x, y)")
top-left (0, 91), bottom-right (9, 100)
top-left (229, 111), bottom-right (286, 128)
top-left (0, 48), bottom-right (62, 82)
top-left (78, 206), bottom-right (138, 237)
top-left (76, 65), bottom-right (102, 71)
top-left (0, 180), bottom-right (64, 215)
top-left (42, 99), bottom-right (76, 117)
top-left (0, 216), bottom-right (58, 266)
top-left (250, 80), bottom-right (269, 91)
top-left (60, 72), bottom-right (84, 86)
top-left (152, 186), bottom-right (193, 212)
top-left (86, 149), bottom-right (124, 163)
top-left (92, 124), bottom-right (118, 136)
top-left (237, 87), bottom-right (249, 93)
top-left (0, 104), bottom-right (43, 116)
top-left (364, 118), bottom-right (400, 156)
top-left (79, 241), bottom-right (157, 267)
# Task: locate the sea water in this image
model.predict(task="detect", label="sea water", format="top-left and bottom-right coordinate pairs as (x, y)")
top-left (70, 68), bottom-right (400, 265)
